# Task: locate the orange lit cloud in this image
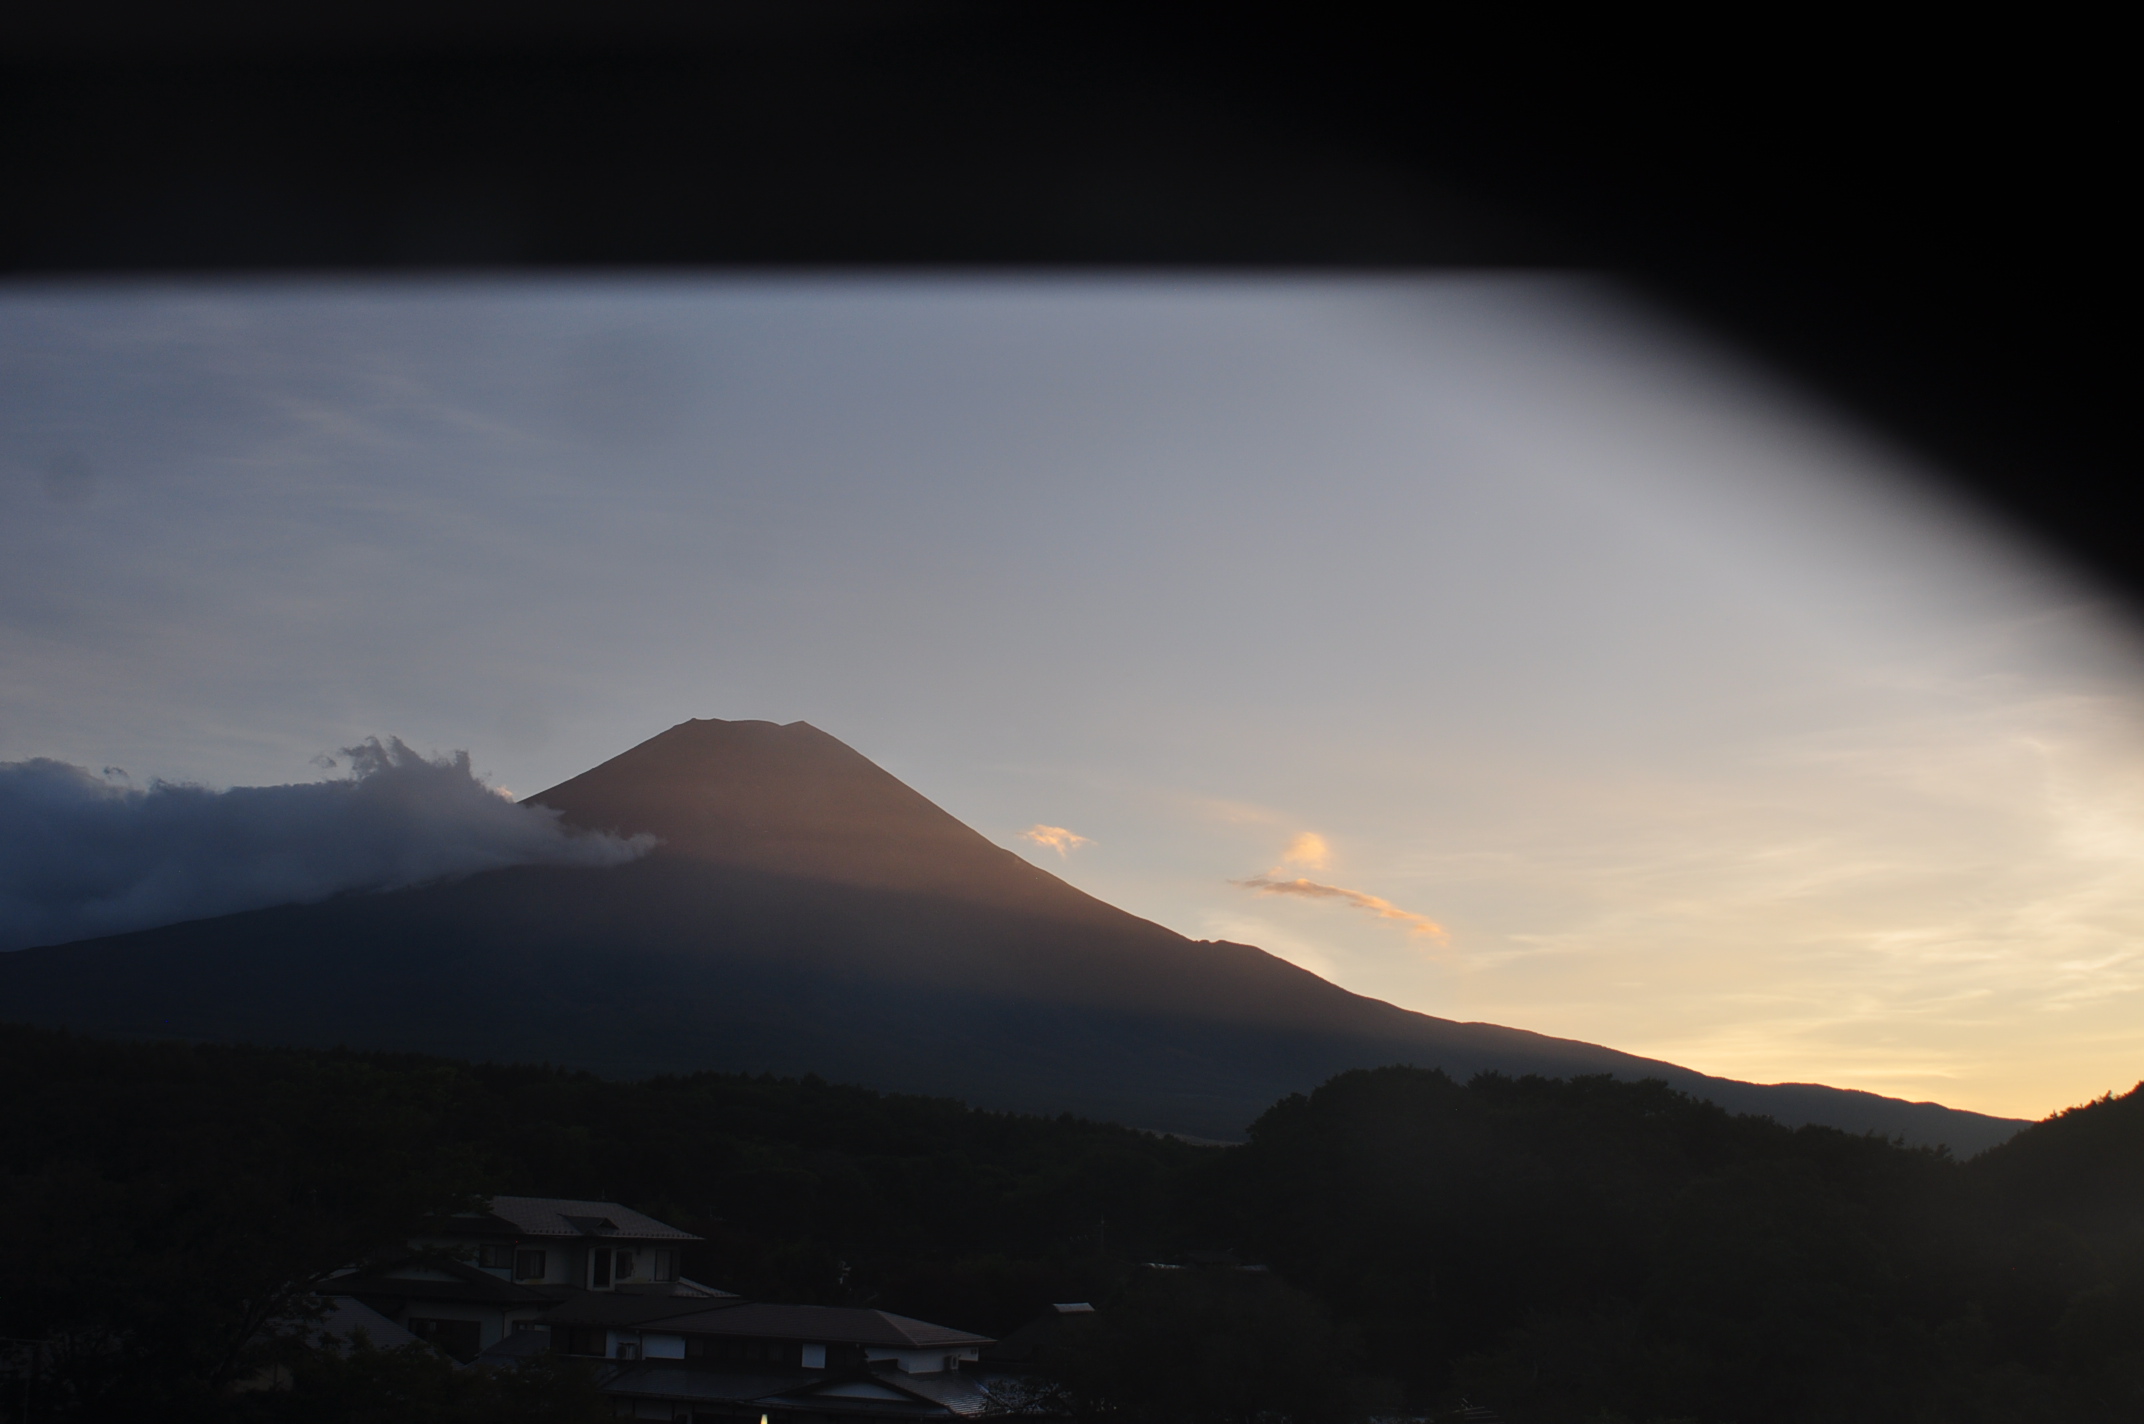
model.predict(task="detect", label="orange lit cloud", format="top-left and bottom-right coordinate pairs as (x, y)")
top-left (1019, 824), bottom-right (1094, 858)
top-left (1233, 872), bottom-right (1448, 944)
top-left (1281, 832), bottom-right (1329, 869)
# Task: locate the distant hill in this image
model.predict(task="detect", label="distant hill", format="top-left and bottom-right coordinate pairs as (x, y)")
top-left (1966, 1079), bottom-right (2144, 1226)
top-left (0, 718), bottom-right (2024, 1152)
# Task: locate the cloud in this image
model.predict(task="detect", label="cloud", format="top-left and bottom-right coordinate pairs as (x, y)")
top-left (1281, 832), bottom-right (1329, 870)
top-left (1233, 872), bottom-right (1449, 945)
top-left (1231, 830), bottom-right (1445, 942)
top-left (1018, 824), bottom-right (1094, 858)
top-left (0, 738), bottom-right (652, 952)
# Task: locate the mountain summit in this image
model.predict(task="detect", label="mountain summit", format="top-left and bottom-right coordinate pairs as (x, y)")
top-left (0, 719), bottom-right (2024, 1152)
top-left (529, 718), bottom-right (1113, 913)
top-left (517, 719), bottom-right (1469, 1035)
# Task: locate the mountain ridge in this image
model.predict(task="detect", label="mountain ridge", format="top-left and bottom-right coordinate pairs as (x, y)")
top-left (0, 718), bottom-right (2025, 1152)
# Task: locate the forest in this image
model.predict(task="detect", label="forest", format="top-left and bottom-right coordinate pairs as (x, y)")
top-left (2, 1022), bottom-right (2139, 1423)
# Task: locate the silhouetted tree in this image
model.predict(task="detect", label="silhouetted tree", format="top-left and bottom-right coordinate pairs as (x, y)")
top-left (230, 1343), bottom-right (610, 1424)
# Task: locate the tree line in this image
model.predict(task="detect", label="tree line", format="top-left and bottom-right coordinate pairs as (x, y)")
top-left (1, 1023), bottom-right (2138, 1422)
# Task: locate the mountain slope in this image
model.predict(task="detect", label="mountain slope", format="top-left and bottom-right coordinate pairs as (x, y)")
top-left (0, 719), bottom-right (2024, 1151)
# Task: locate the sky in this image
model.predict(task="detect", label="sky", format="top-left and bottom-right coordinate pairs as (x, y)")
top-left (3, 274), bottom-right (2141, 1121)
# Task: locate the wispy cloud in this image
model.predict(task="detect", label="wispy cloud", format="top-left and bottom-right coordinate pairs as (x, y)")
top-left (1018, 824), bottom-right (1094, 858)
top-left (1234, 871), bottom-right (1449, 944)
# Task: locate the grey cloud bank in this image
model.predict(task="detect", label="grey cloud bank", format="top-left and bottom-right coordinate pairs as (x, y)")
top-left (0, 738), bottom-right (650, 952)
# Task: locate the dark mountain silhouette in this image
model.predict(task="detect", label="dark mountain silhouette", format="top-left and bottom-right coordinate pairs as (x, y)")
top-left (1966, 1080), bottom-right (2144, 1227)
top-left (0, 719), bottom-right (2024, 1151)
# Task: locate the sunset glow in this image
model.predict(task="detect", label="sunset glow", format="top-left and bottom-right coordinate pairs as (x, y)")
top-left (5, 275), bottom-right (2140, 1119)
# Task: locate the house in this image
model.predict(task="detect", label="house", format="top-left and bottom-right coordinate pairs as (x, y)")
top-left (326, 1195), bottom-right (1011, 1420)
top-left (544, 1303), bottom-right (997, 1420)
top-left (542, 1299), bottom-right (989, 1376)
top-left (326, 1195), bottom-right (728, 1362)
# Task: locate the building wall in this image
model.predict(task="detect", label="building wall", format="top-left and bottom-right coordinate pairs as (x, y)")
top-left (606, 1330), bottom-right (688, 1360)
top-left (409, 1234), bottom-right (678, 1289)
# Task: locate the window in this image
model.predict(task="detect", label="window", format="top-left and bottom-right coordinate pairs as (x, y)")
top-left (589, 1249), bottom-right (612, 1289)
top-left (653, 1249), bottom-right (676, 1282)
top-left (801, 1343), bottom-right (826, 1369)
top-left (615, 1249), bottom-right (637, 1280)
top-left (515, 1248), bottom-right (547, 1280)
top-left (477, 1243), bottom-right (514, 1270)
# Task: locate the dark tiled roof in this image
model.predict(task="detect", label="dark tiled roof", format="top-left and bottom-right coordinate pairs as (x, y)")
top-left (683, 1277), bottom-right (733, 1296)
top-left (777, 1367), bottom-right (999, 1414)
top-left (449, 1196), bottom-right (700, 1242)
top-left (755, 1381), bottom-right (956, 1416)
top-left (624, 1303), bottom-right (991, 1350)
top-left (314, 1296), bottom-right (426, 1352)
top-left (542, 1292), bottom-right (749, 1327)
top-left (328, 1256), bottom-right (556, 1305)
top-left (626, 1278), bottom-right (736, 1301)
top-left (601, 1362), bottom-right (979, 1416)
top-left (468, 1330), bottom-right (555, 1369)
top-left (594, 1362), bottom-right (816, 1406)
